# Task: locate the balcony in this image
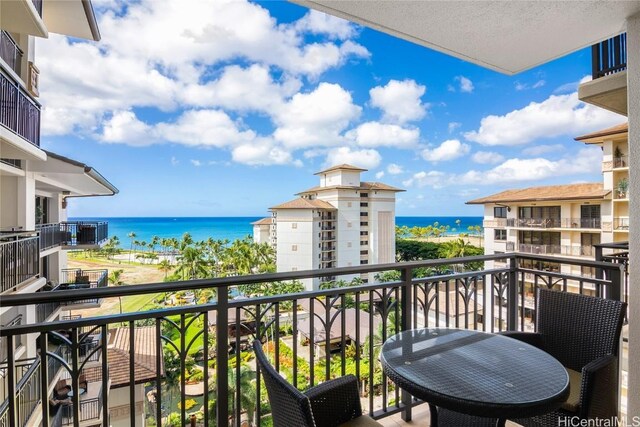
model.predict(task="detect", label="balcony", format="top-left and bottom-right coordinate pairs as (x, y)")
top-left (55, 269), bottom-right (108, 308)
top-left (0, 31), bottom-right (23, 76)
top-left (578, 33), bottom-right (627, 115)
top-left (0, 232), bottom-right (39, 294)
top-left (37, 221), bottom-right (109, 250)
top-left (0, 253), bottom-right (626, 427)
top-left (0, 67), bottom-right (41, 148)
top-left (483, 218), bottom-right (507, 228)
top-left (506, 218), bottom-right (601, 229)
top-left (613, 155), bottom-right (628, 169)
top-left (614, 217), bottom-right (630, 231)
top-left (517, 244), bottom-right (594, 257)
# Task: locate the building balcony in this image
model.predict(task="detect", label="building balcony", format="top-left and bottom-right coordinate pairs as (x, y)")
top-left (484, 218), bottom-right (507, 228)
top-left (0, 66), bottom-right (41, 150)
top-left (0, 253), bottom-right (628, 427)
top-left (578, 33), bottom-right (627, 115)
top-left (54, 269), bottom-right (108, 308)
top-left (517, 243), bottom-right (594, 257)
top-left (506, 217), bottom-right (601, 229)
top-left (614, 217), bottom-right (630, 231)
top-left (37, 221), bottom-right (109, 251)
top-left (0, 31), bottom-right (23, 76)
top-left (0, 232), bottom-right (39, 294)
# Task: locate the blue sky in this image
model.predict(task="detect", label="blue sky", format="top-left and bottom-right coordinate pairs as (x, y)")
top-left (37, 0), bottom-right (625, 218)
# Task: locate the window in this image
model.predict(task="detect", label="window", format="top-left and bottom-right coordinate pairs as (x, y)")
top-left (494, 229), bottom-right (507, 241)
top-left (518, 206), bottom-right (561, 221)
top-left (361, 193), bottom-right (368, 198)
top-left (360, 250), bottom-right (368, 255)
top-left (580, 205), bottom-right (601, 228)
top-left (291, 267), bottom-right (298, 271)
top-left (494, 206), bottom-right (508, 218)
top-left (360, 212), bottom-right (368, 217)
top-left (347, 202), bottom-right (352, 207)
top-left (347, 242), bottom-right (352, 248)
top-left (360, 202), bottom-right (368, 207)
top-left (360, 221), bottom-right (368, 226)
top-left (360, 241), bottom-right (368, 246)
top-left (360, 259), bottom-right (369, 265)
top-left (347, 222), bottom-right (352, 228)
top-left (291, 245), bottom-right (298, 251)
top-left (360, 231), bottom-right (368, 236)
top-left (292, 223), bottom-right (297, 229)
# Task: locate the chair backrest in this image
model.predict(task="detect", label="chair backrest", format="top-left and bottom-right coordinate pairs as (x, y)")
top-left (536, 289), bottom-right (626, 371)
top-left (253, 340), bottom-right (316, 427)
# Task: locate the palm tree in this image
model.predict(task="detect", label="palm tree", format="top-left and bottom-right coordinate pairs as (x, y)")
top-left (127, 232), bottom-right (136, 263)
top-left (159, 259), bottom-right (172, 279)
top-left (108, 269), bottom-right (125, 313)
top-left (150, 235), bottom-right (160, 254)
top-left (208, 364), bottom-right (256, 426)
top-left (176, 246), bottom-right (208, 280)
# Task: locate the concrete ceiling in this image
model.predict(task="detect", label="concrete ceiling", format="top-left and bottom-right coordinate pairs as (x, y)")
top-left (44, 0), bottom-right (100, 41)
top-left (291, 0), bottom-right (640, 74)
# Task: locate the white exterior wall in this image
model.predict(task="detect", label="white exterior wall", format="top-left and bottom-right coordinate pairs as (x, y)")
top-left (367, 191), bottom-right (396, 281)
top-left (109, 385), bottom-right (146, 427)
top-left (253, 224), bottom-right (270, 244)
top-left (319, 170), bottom-right (361, 187)
top-left (274, 209), bottom-right (319, 290)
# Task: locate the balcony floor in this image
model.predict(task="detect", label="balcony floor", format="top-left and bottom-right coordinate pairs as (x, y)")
top-left (380, 406), bottom-right (521, 426)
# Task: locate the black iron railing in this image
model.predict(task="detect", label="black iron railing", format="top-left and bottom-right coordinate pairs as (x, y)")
top-left (60, 222), bottom-right (109, 246)
top-left (592, 33), bottom-right (627, 79)
top-left (0, 359), bottom-right (40, 427)
top-left (0, 68), bottom-right (40, 147)
top-left (0, 233), bottom-right (39, 293)
top-left (36, 300), bottom-right (60, 323)
top-left (57, 269), bottom-right (108, 306)
top-left (0, 253), bottom-right (624, 427)
top-left (36, 223), bottom-right (65, 251)
top-left (0, 31), bottom-right (22, 76)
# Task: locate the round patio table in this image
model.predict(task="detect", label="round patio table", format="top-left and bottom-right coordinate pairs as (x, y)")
top-left (380, 328), bottom-right (570, 427)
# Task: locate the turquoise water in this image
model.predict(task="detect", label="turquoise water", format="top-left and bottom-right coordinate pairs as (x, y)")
top-left (69, 216), bottom-right (483, 245)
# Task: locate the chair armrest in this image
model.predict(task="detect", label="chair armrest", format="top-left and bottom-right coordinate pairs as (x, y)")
top-left (304, 375), bottom-right (362, 427)
top-left (498, 331), bottom-right (544, 349)
top-left (579, 354), bottom-right (618, 420)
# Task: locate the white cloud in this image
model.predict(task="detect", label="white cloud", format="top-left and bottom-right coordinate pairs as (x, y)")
top-left (387, 163), bottom-right (403, 175)
top-left (273, 83), bottom-right (361, 149)
top-left (375, 171), bottom-right (385, 179)
top-left (522, 144), bottom-right (564, 156)
top-left (460, 147), bottom-right (601, 185)
top-left (101, 110), bottom-right (155, 145)
top-left (37, 0), bottom-right (369, 137)
top-left (456, 76), bottom-right (474, 93)
top-left (464, 92), bottom-right (624, 146)
top-left (369, 80), bottom-right (427, 123)
top-left (231, 138), bottom-right (301, 166)
top-left (472, 151), bottom-right (505, 165)
top-left (553, 75), bottom-right (591, 94)
top-left (324, 147), bottom-right (381, 169)
top-left (190, 159), bottom-right (202, 167)
top-left (533, 80), bottom-right (546, 89)
top-left (171, 156), bottom-right (179, 166)
top-left (515, 80), bottom-right (546, 91)
top-left (421, 139), bottom-right (470, 162)
top-left (346, 122), bottom-right (419, 148)
top-left (294, 10), bottom-right (357, 40)
top-left (403, 171), bottom-right (446, 189)
top-left (448, 122), bottom-right (461, 133)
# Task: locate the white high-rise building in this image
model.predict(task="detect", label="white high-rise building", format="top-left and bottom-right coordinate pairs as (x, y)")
top-left (254, 164), bottom-right (403, 290)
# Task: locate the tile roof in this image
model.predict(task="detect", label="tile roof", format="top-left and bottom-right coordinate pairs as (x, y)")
top-left (314, 164), bottom-right (368, 175)
top-left (296, 181), bottom-right (404, 195)
top-left (466, 183), bottom-right (609, 204)
top-left (574, 122), bottom-right (627, 143)
top-left (270, 198), bottom-right (336, 210)
top-left (251, 217), bottom-right (272, 225)
top-left (107, 326), bottom-right (162, 388)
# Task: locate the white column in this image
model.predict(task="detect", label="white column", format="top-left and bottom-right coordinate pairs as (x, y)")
top-left (16, 169), bottom-right (36, 230)
top-left (626, 12), bottom-right (640, 420)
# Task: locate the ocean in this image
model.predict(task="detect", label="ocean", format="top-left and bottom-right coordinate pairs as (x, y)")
top-left (70, 216), bottom-right (483, 245)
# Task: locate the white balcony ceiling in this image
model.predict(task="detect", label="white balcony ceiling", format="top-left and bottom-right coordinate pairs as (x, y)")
top-left (291, 0), bottom-right (640, 74)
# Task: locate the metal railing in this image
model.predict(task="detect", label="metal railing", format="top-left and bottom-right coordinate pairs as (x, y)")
top-left (0, 253), bottom-right (624, 427)
top-left (36, 223), bottom-right (65, 251)
top-left (57, 269), bottom-right (108, 306)
top-left (0, 233), bottom-right (39, 293)
top-left (505, 218), bottom-right (601, 229)
top-left (614, 217), bottom-right (630, 230)
top-left (0, 359), bottom-right (40, 427)
top-left (0, 31), bottom-right (23, 76)
top-left (517, 244), bottom-right (594, 257)
top-left (36, 300), bottom-right (60, 323)
top-left (60, 222), bottom-right (109, 246)
top-left (592, 33), bottom-right (627, 79)
top-left (0, 68), bottom-right (40, 147)
top-left (613, 155), bottom-right (628, 168)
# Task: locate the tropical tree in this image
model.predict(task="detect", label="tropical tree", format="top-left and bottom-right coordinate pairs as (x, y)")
top-left (159, 259), bottom-right (173, 279)
top-left (108, 269), bottom-right (124, 286)
top-left (127, 232), bottom-right (136, 263)
top-left (176, 246), bottom-right (208, 280)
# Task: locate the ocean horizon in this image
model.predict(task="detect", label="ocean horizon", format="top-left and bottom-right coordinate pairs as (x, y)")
top-left (70, 216), bottom-right (484, 244)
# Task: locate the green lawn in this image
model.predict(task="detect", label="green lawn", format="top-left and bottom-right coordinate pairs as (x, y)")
top-left (120, 292), bottom-right (162, 313)
top-left (165, 314), bottom-right (205, 356)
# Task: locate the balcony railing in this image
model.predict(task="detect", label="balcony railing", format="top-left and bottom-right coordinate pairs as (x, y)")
top-left (36, 223), bottom-right (65, 251)
top-left (0, 253), bottom-right (624, 427)
top-left (506, 218), bottom-right (601, 229)
top-left (57, 269), bottom-right (108, 306)
top-left (0, 233), bottom-right (39, 293)
top-left (613, 155), bottom-right (628, 168)
top-left (0, 68), bottom-right (40, 147)
top-left (517, 244), bottom-right (594, 257)
top-left (614, 217), bottom-right (629, 230)
top-left (592, 33), bottom-right (627, 79)
top-left (60, 221), bottom-right (109, 247)
top-left (0, 31), bottom-right (23, 76)
top-left (0, 359), bottom-right (41, 427)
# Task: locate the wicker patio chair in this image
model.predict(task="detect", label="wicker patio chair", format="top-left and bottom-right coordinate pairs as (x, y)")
top-left (253, 340), bottom-right (382, 427)
top-left (502, 289), bottom-right (626, 426)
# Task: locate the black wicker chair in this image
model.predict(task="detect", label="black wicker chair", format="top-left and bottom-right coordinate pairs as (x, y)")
top-left (253, 340), bottom-right (382, 427)
top-left (503, 289), bottom-right (626, 426)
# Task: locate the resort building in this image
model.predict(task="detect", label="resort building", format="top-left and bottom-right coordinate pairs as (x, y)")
top-left (254, 164), bottom-right (403, 290)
